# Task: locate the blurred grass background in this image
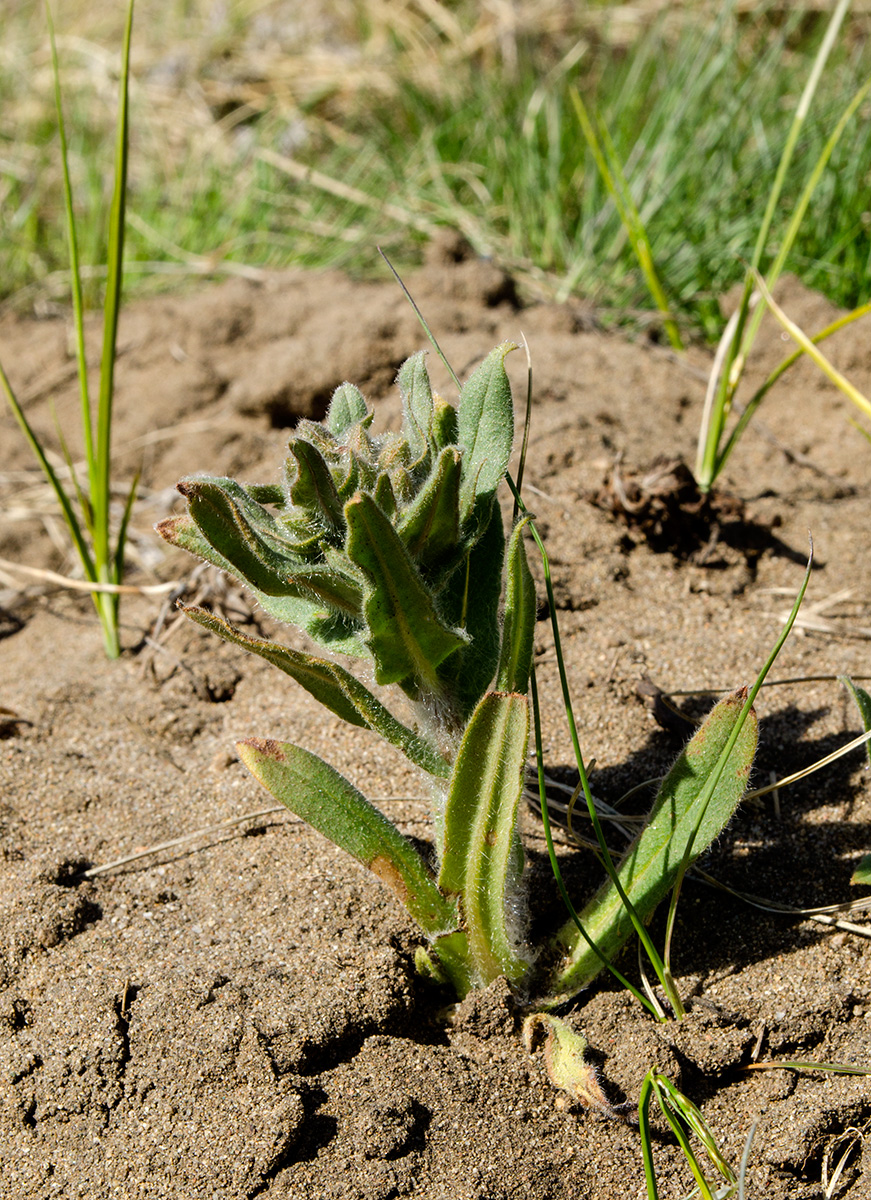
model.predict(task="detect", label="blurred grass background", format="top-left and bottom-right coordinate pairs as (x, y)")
top-left (2, 0), bottom-right (870, 336)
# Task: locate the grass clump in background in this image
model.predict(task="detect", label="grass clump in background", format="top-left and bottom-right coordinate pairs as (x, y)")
top-left (2, 0), bottom-right (871, 336)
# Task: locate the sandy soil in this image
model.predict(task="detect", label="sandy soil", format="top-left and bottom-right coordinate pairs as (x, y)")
top-left (1, 245), bottom-right (870, 1199)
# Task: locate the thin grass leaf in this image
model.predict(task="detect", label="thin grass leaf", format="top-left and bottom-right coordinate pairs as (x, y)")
top-left (114, 473), bottom-right (139, 586)
top-left (655, 1076), bottom-right (736, 1184)
top-left (714, 299), bottom-right (871, 481)
top-left (548, 689), bottom-right (757, 1002)
top-left (0, 362), bottom-right (96, 583)
top-left (696, 0), bottom-right (855, 492)
top-left (92, 0), bottom-right (133, 585)
top-left (655, 1087), bottom-right (716, 1200)
top-left (641, 1072), bottom-right (736, 1200)
top-left (46, 2), bottom-right (93, 478)
top-left (529, 665), bottom-right (661, 1017)
top-left (753, 272), bottom-right (871, 421)
top-left (661, 546), bottom-right (813, 991)
top-left (638, 1072), bottom-right (661, 1200)
top-left (571, 90), bottom-right (682, 352)
top-left (744, 1059), bottom-right (871, 1076)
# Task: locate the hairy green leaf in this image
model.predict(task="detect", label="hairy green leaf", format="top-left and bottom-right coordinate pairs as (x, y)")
top-left (398, 350), bottom-right (435, 460)
top-left (457, 342), bottom-right (516, 521)
top-left (238, 738), bottom-right (458, 936)
top-left (436, 501), bottom-right (505, 720)
top-left (438, 691), bottom-right (530, 985)
top-left (345, 491), bottom-right (468, 690)
top-left (550, 689), bottom-right (758, 997)
top-left (326, 381), bottom-right (369, 437)
top-left (182, 605), bottom-right (448, 777)
top-left (285, 439), bottom-right (345, 543)
top-left (496, 517), bottom-right (535, 694)
top-left (156, 513), bottom-right (367, 657)
top-left (396, 446), bottom-right (461, 573)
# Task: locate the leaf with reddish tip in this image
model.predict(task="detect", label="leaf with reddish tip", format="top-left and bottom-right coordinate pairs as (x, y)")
top-left (523, 1014), bottom-right (617, 1114)
top-left (237, 737), bottom-right (458, 937)
top-left (156, 512), bottom-right (366, 658)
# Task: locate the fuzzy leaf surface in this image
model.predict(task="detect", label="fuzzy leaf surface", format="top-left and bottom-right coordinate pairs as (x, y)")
top-left (496, 517), bottom-right (535, 695)
top-left (438, 691), bottom-right (530, 986)
top-left (326, 381), bottom-right (369, 437)
top-left (156, 513), bottom-right (367, 657)
top-left (182, 605), bottom-right (448, 777)
top-left (457, 342), bottom-right (516, 521)
top-left (398, 351), bottom-right (435, 460)
top-left (396, 446), bottom-right (461, 574)
top-left (436, 503), bottom-right (505, 720)
top-left (177, 477), bottom-right (312, 592)
top-left (842, 676), bottom-right (871, 767)
top-left (550, 689), bottom-right (758, 997)
top-left (345, 490), bottom-right (468, 690)
top-left (237, 738), bottom-right (458, 937)
top-left (285, 439), bottom-right (345, 543)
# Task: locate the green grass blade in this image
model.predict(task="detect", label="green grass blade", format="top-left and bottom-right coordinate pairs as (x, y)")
top-left (49, 400), bottom-right (94, 537)
top-left (0, 360), bottom-right (96, 583)
top-left (237, 737), bottom-right (459, 939)
top-left (113, 472), bottom-right (139, 586)
top-left (744, 1059), bottom-right (871, 1076)
top-left (529, 665), bottom-right (660, 1016)
top-left (46, 2), bottom-right (93, 482)
top-left (748, 0), bottom-right (850, 279)
top-left (570, 88), bottom-right (682, 352)
top-left (660, 547), bottom-right (813, 985)
top-left (509, 475), bottom-right (668, 1013)
top-left (597, 116), bottom-right (683, 353)
top-left (696, 0), bottom-right (854, 492)
top-left (713, 300), bottom-right (871, 480)
top-left (93, 0), bottom-right (133, 576)
top-left (739, 68), bottom-right (870, 370)
top-left (638, 1072), bottom-right (661, 1200)
top-left (437, 691), bottom-right (531, 987)
top-left (653, 1081), bottom-right (716, 1200)
top-left (655, 1076), bottom-right (736, 1184)
top-left (752, 272), bottom-right (871, 420)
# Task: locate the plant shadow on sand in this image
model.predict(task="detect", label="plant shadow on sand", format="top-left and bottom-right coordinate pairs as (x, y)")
top-left (1, 259), bottom-right (870, 1198)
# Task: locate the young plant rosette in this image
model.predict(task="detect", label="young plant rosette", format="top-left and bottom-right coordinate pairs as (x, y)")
top-left (157, 344), bottom-right (757, 1005)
